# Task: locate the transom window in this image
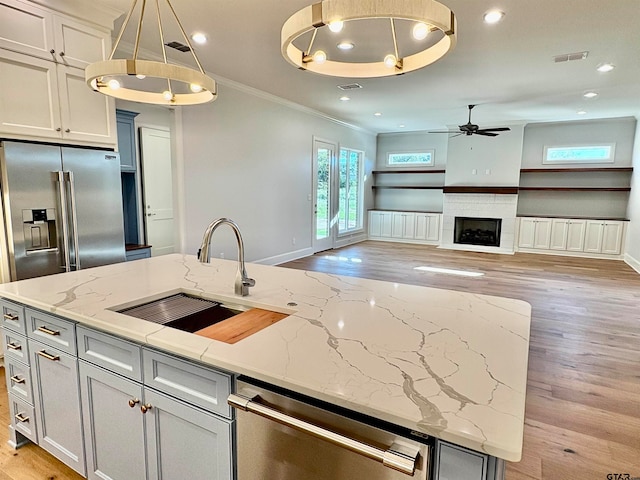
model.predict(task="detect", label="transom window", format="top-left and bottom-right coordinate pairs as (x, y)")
top-left (543, 144), bottom-right (615, 164)
top-left (387, 150), bottom-right (434, 167)
top-left (338, 148), bottom-right (364, 234)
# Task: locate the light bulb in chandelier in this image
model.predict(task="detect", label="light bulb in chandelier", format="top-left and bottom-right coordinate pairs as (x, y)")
top-left (384, 54), bottom-right (398, 68)
top-left (328, 20), bottom-right (344, 33)
top-left (190, 83), bottom-right (203, 93)
top-left (313, 50), bottom-right (327, 64)
top-left (412, 22), bottom-right (430, 40)
top-left (107, 79), bottom-right (121, 90)
top-left (162, 90), bottom-right (175, 102)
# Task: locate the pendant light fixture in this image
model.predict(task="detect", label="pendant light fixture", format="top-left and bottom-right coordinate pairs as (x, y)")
top-left (85, 0), bottom-right (216, 106)
top-left (281, 0), bottom-right (457, 78)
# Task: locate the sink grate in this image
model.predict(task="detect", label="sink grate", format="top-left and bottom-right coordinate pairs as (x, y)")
top-left (118, 293), bottom-right (220, 325)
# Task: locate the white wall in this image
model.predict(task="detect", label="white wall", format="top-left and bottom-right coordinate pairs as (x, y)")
top-left (445, 125), bottom-right (524, 186)
top-left (625, 119), bottom-right (640, 272)
top-left (179, 83), bottom-right (376, 264)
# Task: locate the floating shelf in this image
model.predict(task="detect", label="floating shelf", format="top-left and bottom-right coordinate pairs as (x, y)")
top-left (517, 214), bottom-right (629, 221)
top-left (520, 167), bottom-right (633, 173)
top-left (518, 187), bottom-right (631, 192)
top-left (372, 169), bottom-right (446, 174)
top-left (369, 208), bottom-right (443, 214)
top-left (443, 186), bottom-right (519, 194)
top-left (372, 186), bottom-right (443, 190)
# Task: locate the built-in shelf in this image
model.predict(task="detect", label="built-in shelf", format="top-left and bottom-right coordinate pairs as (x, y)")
top-left (368, 209), bottom-right (443, 214)
top-left (372, 169), bottom-right (446, 174)
top-left (443, 186), bottom-right (519, 194)
top-left (372, 186), bottom-right (443, 190)
top-left (520, 167), bottom-right (633, 173)
top-left (519, 187), bottom-right (631, 192)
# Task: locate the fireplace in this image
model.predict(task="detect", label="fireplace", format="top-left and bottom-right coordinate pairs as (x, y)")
top-left (454, 217), bottom-right (502, 247)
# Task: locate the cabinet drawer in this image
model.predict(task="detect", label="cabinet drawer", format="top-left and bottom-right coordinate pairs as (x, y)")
top-left (77, 326), bottom-right (142, 381)
top-left (9, 393), bottom-right (38, 444)
top-left (143, 348), bottom-right (232, 419)
top-left (26, 308), bottom-right (76, 354)
top-left (5, 357), bottom-right (34, 404)
top-left (1, 329), bottom-right (29, 364)
top-left (1, 299), bottom-right (26, 334)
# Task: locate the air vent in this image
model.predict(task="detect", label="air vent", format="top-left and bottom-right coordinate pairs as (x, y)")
top-left (553, 51), bottom-right (588, 63)
top-left (337, 83), bottom-right (363, 91)
top-left (165, 41), bottom-right (191, 53)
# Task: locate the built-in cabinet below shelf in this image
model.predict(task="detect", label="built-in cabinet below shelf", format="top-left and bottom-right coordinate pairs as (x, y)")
top-left (369, 210), bottom-right (441, 244)
top-left (517, 217), bottom-right (626, 257)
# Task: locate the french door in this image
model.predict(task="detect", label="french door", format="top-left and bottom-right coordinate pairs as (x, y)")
top-left (312, 138), bottom-right (337, 253)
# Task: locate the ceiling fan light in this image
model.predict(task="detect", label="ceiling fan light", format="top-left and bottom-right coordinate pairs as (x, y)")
top-left (412, 22), bottom-right (430, 40)
top-left (328, 20), bottom-right (344, 33)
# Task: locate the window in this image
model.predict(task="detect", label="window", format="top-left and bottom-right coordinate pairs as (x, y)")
top-left (543, 144), bottom-right (615, 164)
top-left (338, 148), bottom-right (364, 234)
top-left (387, 150), bottom-right (434, 167)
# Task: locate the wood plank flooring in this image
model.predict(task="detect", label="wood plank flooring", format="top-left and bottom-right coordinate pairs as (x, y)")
top-left (0, 241), bottom-right (638, 479)
top-left (281, 241), bottom-right (640, 480)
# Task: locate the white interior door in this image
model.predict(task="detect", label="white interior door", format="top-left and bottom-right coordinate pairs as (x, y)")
top-left (140, 127), bottom-right (175, 256)
top-left (312, 138), bottom-right (338, 253)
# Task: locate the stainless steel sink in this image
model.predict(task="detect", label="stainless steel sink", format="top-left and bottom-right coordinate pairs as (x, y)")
top-left (117, 293), bottom-right (246, 333)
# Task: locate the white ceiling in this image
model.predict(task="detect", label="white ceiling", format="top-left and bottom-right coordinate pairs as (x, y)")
top-left (99, 0), bottom-right (640, 134)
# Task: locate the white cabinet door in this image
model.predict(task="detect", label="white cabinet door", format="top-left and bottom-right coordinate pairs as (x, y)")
top-left (566, 220), bottom-right (586, 252)
top-left (0, 49), bottom-right (61, 140)
top-left (392, 212), bottom-right (415, 239)
top-left (369, 211), bottom-right (393, 238)
top-left (549, 219), bottom-right (569, 250)
top-left (601, 221), bottom-right (623, 255)
top-left (584, 221), bottom-right (605, 253)
top-left (52, 14), bottom-right (110, 68)
top-left (57, 65), bottom-right (116, 145)
top-left (415, 214), bottom-right (440, 241)
top-left (532, 218), bottom-right (552, 249)
top-left (517, 218), bottom-right (536, 248)
top-left (0, 0), bottom-right (55, 60)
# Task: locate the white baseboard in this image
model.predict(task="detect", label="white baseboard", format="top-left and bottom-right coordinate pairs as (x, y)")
top-left (336, 232), bottom-right (368, 248)
top-left (254, 247), bottom-right (314, 266)
top-left (624, 253), bottom-right (640, 274)
top-left (368, 236), bottom-right (440, 246)
top-left (517, 247), bottom-right (625, 260)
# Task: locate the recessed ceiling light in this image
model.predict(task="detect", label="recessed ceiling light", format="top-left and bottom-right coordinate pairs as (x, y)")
top-left (577, 110), bottom-right (587, 115)
top-left (596, 63), bottom-right (615, 73)
top-left (398, 124), bottom-right (406, 128)
top-left (374, 112), bottom-right (382, 117)
top-left (483, 10), bottom-right (505, 24)
top-left (337, 42), bottom-right (355, 51)
top-left (583, 91), bottom-right (598, 98)
top-left (191, 32), bottom-right (207, 45)
top-left (340, 96), bottom-right (350, 101)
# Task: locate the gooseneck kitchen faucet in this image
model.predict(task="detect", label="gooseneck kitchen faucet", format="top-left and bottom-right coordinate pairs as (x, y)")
top-left (198, 218), bottom-right (255, 296)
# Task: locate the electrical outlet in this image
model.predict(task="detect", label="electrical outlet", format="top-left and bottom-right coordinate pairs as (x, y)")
top-left (472, 169), bottom-right (477, 175)
top-left (220, 252), bottom-right (224, 259)
top-left (292, 237), bottom-right (296, 245)
top-left (485, 169), bottom-right (491, 175)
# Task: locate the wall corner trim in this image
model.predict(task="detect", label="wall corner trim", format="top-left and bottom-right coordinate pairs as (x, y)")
top-left (624, 253), bottom-right (640, 275)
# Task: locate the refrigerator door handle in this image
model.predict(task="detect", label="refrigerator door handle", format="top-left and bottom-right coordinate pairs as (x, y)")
top-left (67, 171), bottom-right (81, 270)
top-left (56, 171), bottom-right (71, 272)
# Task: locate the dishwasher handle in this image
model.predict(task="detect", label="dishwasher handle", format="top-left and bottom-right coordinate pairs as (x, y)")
top-left (228, 393), bottom-right (419, 476)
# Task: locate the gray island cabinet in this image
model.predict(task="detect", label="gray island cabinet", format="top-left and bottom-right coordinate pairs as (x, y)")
top-left (0, 254), bottom-right (532, 480)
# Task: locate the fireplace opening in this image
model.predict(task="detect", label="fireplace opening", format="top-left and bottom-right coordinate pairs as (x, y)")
top-left (454, 217), bottom-right (502, 247)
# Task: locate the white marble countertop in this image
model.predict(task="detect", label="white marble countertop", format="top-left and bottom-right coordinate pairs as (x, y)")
top-left (0, 254), bottom-right (531, 461)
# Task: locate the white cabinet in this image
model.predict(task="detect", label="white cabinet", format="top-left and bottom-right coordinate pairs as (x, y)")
top-left (415, 213), bottom-right (440, 241)
top-left (369, 210), bottom-right (441, 244)
top-left (518, 217), bottom-right (624, 256)
top-left (518, 218), bottom-right (551, 249)
top-left (584, 220), bottom-right (624, 255)
top-left (392, 212), bottom-right (416, 239)
top-left (369, 211), bottom-right (393, 237)
top-left (0, 0), bottom-right (116, 146)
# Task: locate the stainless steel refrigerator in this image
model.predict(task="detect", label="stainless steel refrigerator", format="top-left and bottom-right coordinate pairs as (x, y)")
top-left (0, 141), bottom-right (126, 281)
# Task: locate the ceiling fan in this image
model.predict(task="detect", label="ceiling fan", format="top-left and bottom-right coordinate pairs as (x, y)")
top-left (428, 105), bottom-right (511, 137)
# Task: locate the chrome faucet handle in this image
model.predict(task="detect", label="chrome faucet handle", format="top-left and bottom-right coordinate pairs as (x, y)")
top-left (243, 277), bottom-right (256, 287)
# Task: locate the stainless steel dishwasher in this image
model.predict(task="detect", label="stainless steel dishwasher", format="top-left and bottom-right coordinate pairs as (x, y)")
top-left (229, 377), bottom-right (431, 479)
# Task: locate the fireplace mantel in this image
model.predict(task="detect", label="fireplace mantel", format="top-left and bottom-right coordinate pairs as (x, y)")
top-left (443, 186), bottom-right (519, 194)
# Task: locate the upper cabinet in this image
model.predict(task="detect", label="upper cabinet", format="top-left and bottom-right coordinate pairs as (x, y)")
top-left (0, 0), bottom-right (116, 147)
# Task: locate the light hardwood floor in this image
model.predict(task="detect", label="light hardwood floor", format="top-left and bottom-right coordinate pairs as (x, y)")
top-left (0, 241), bottom-right (638, 479)
top-left (281, 241), bottom-right (640, 480)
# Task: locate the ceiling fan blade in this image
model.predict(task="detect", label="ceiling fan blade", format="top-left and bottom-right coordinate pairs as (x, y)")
top-left (473, 131), bottom-right (499, 137)
top-left (428, 130), bottom-right (459, 134)
top-left (477, 127), bottom-right (511, 132)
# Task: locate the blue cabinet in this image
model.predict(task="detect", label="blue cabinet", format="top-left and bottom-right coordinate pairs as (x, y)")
top-left (116, 110), bottom-right (139, 172)
top-left (116, 109), bottom-right (142, 246)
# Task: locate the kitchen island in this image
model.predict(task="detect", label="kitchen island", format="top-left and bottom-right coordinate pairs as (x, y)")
top-left (0, 253), bottom-right (531, 477)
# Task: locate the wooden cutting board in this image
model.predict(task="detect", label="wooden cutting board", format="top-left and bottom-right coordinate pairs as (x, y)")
top-left (195, 308), bottom-right (288, 344)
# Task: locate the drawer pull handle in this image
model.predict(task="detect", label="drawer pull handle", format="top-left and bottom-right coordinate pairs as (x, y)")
top-left (37, 326), bottom-right (60, 336)
top-left (10, 375), bottom-right (26, 384)
top-left (7, 342), bottom-right (22, 351)
top-left (15, 413), bottom-right (29, 423)
top-left (128, 398), bottom-right (140, 408)
top-left (140, 404), bottom-right (152, 414)
top-left (37, 350), bottom-right (60, 361)
top-left (3, 313), bottom-right (19, 322)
